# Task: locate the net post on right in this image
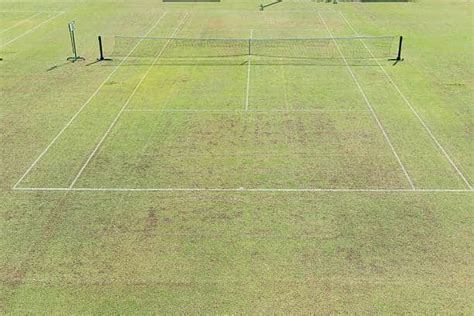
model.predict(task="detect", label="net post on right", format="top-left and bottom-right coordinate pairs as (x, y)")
top-left (389, 35), bottom-right (404, 64)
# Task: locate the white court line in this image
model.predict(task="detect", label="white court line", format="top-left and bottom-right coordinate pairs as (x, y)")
top-left (245, 30), bottom-right (254, 111)
top-left (0, 12), bottom-right (42, 34)
top-left (11, 187), bottom-right (473, 193)
top-left (67, 13), bottom-right (190, 189)
top-left (123, 109), bottom-right (369, 113)
top-left (12, 12), bottom-right (169, 190)
top-left (317, 12), bottom-right (416, 190)
top-left (0, 11), bottom-right (64, 49)
top-left (339, 12), bottom-right (473, 191)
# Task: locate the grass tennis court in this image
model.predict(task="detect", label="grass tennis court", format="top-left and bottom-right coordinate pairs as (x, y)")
top-left (1, 0), bottom-right (473, 313)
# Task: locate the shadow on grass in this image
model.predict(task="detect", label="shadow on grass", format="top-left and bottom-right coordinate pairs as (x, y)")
top-left (46, 61), bottom-right (72, 72)
top-left (93, 56), bottom-right (389, 67)
top-left (260, 0), bottom-right (282, 11)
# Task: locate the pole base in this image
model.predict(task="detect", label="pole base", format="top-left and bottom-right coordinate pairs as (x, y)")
top-left (389, 57), bottom-right (404, 66)
top-left (97, 57), bottom-right (112, 62)
top-left (67, 56), bottom-right (85, 62)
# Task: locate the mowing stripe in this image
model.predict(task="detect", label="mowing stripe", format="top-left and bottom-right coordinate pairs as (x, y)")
top-left (0, 10), bottom-right (65, 13)
top-left (68, 13), bottom-right (190, 189)
top-left (12, 187), bottom-right (473, 193)
top-left (12, 12), bottom-right (169, 189)
top-left (317, 12), bottom-right (416, 190)
top-left (245, 29), bottom-right (254, 111)
top-left (0, 12), bottom-right (42, 34)
top-left (172, 9), bottom-right (339, 14)
top-left (5, 276), bottom-right (462, 285)
top-left (0, 11), bottom-right (64, 49)
top-left (339, 12), bottom-right (473, 191)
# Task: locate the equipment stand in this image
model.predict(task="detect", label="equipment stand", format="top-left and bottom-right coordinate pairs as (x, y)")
top-left (67, 21), bottom-right (85, 62)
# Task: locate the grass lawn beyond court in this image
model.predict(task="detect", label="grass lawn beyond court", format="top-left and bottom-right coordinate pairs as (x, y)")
top-left (0, 0), bottom-right (473, 313)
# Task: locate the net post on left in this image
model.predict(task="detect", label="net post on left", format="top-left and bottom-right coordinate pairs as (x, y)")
top-left (96, 36), bottom-right (112, 62)
top-left (396, 36), bottom-right (404, 62)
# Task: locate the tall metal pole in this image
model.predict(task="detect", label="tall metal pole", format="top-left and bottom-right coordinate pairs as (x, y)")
top-left (67, 21), bottom-right (84, 62)
top-left (98, 36), bottom-right (104, 60)
top-left (71, 29), bottom-right (77, 60)
top-left (397, 36), bottom-right (404, 61)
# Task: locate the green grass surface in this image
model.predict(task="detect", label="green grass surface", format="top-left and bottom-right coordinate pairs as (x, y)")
top-left (1, 0), bottom-right (473, 313)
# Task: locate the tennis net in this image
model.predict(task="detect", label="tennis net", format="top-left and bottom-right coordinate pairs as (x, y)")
top-left (108, 35), bottom-right (402, 60)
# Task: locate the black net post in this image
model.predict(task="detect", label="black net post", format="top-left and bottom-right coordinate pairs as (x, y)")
top-left (98, 36), bottom-right (105, 60)
top-left (96, 36), bottom-right (112, 62)
top-left (397, 36), bottom-right (404, 61)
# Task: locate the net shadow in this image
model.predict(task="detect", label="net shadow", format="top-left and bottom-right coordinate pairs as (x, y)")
top-left (96, 56), bottom-right (386, 67)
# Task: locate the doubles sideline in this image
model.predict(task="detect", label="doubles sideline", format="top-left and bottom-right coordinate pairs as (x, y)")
top-left (317, 12), bottom-right (415, 190)
top-left (0, 11), bottom-right (65, 49)
top-left (12, 12), bottom-right (170, 189)
top-left (338, 11), bottom-right (472, 190)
